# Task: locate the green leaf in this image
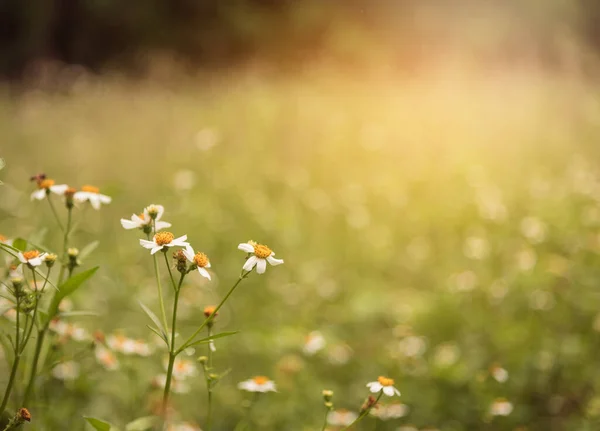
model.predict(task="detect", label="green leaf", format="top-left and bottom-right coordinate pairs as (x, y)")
top-left (139, 302), bottom-right (168, 342)
top-left (84, 417), bottom-right (118, 431)
top-left (146, 325), bottom-right (168, 345)
top-left (79, 241), bottom-right (100, 260)
top-left (12, 238), bottom-right (27, 252)
top-left (47, 267), bottom-right (99, 322)
top-left (125, 416), bottom-right (158, 431)
top-left (183, 331), bottom-right (239, 350)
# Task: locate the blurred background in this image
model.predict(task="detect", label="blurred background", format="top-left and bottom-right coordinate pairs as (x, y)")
top-left (3, 0), bottom-right (600, 430)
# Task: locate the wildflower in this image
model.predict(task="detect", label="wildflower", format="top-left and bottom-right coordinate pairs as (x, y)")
top-left (153, 374), bottom-right (190, 394)
top-left (64, 187), bottom-right (77, 208)
top-left (238, 376), bottom-right (277, 392)
top-left (322, 389), bottom-right (334, 402)
top-left (303, 331), bottom-right (326, 355)
top-left (490, 398), bottom-right (513, 416)
top-left (74, 185), bottom-right (112, 209)
top-left (30, 177), bottom-right (68, 200)
top-left (18, 408), bottom-right (31, 422)
top-left (121, 204), bottom-right (171, 232)
top-left (0, 234), bottom-right (11, 245)
top-left (238, 241), bottom-right (284, 274)
top-left (183, 245), bottom-right (211, 280)
top-left (204, 305), bottom-right (218, 319)
top-left (107, 334), bottom-right (137, 355)
top-left (52, 361), bottom-right (80, 380)
top-left (490, 364), bottom-right (509, 383)
top-left (370, 402), bottom-right (409, 420)
top-left (95, 345), bottom-right (120, 370)
top-left (327, 409), bottom-right (358, 426)
top-left (140, 232), bottom-right (188, 255)
top-left (133, 339), bottom-right (154, 356)
top-left (17, 250), bottom-right (47, 268)
top-left (44, 253), bottom-right (57, 268)
top-left (367, 376), bottom-right (401, 397)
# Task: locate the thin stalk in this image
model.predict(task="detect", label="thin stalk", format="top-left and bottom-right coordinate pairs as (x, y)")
top-left (341, 392), bottom-right (383, 431)
top-left (0, 295), bottom-right (21, 413)
top-left (151, 232), bottom-right (169, 335)
top-left (177, 273), bottom-right (248, 354)
top-left (21, 331), bottom-right (45, 406)
top-left (46, 197), bottom-right (64, 233)
top-left (233, 393), bottom-right (260, 431)
top-left (57, 206), bottom-right (72, 285)
top-left (162, 273), bottom-right (185, 414)
top-left (206, 325), bottom-right (213, 431)
top-left (320, 408), bottom-right (330, 431)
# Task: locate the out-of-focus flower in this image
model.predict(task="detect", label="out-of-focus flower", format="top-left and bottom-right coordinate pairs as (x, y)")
top-left (167, 422), bottom-right (202, 431)
top-left (490, 364), bottom-right (509, 383)
top-left (74, 185), bottom-right (111, 209)
top-left (194, 128), bottom-right (220, 151)
top-left (516, 248), bottom-right (537, 272)
top-left (140, 232), bottom-right (189, 255)
top-left (521, 217), bottom-right (547, 244)
top-left (183, 245), bottom-right (211, 280)
top-left (106, 334), bottom-right (137, 355)
top-left (463, 235), bottom-right (490, 260)
top-left (49, 319), bottom-right (90, 342)
top-left (432, 342), bottom-right (460, 368)
top-left (30, 178), bottom-right (68, 200)
top-left (303, 331), bottom-right (326, 356)
top-left (489, 398), bottom-right (513, 416)
top-left (121, 204), bottom-right (171, 231)
top-left (95, 345), bottom-right (120, 370)
top-left (0, 234), bottom-right (12, 245)
top-left (133, 339), bottom-right (154, 356)
top-left (327, 409), bottom-right (358, 426)
top-left (52, 361), bottom-right (80, 380)
top-left (173, 170), bottom-right (196, 191)
top-left (238, 376), bottom-right (277, 392)
top-left (17, 250), bottom-right (47, 268)
top-left (238, 242), bottom-right (284, 274)
top-left (327, 344), bottom-right (353, 365)
top-left (169, 358), bottom-right (197, 379)
top-left (370, 402), bottom-right (409, 420)
top-left (367, 376), bottom-right (400, 397)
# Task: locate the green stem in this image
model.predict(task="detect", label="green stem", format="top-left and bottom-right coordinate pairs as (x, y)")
top-left (0, 296), bottom-right (21, 413)
top-left (162, 273), bottom-right (185, 414)
top-left (46, 196), bottom-right (64, 233)
top-left (22, 330), bottom-right (45, 406)
top-left (152, 244), bottom-right (169, 336)
top-left (233, 393), bottom-right (259, 431)
top-left (206, 326), bottom-right (213, 431)
top-left (320, 408), bottom-right (330, 431)
top-left (341, 392), bottom-right (383, 431)
top-left (57, 206), bottom-right (72, 285)
top-left (177, 273), bottom-right (249, 354)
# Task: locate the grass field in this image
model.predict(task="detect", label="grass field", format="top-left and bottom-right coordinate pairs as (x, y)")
top-left (2, 65), bottom-right (600, 430)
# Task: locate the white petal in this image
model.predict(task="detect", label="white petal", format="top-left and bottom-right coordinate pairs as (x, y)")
top-left (367, 382), bottom-right (383, 393)
top-left (98, 194), bottom-right (112, 204)
top-left (256, 258), bottom-right (267, 274)
top-left (209, 341), bottom-right (216, 352)
top-left (89, 196), bottom-right (101, 210)
top-left (155, 205), bottom-right (165, 220)
top-left (183, 245), bottom-right (195, 262)
top-left (154, 221), bottom-right (171, 231)
top-left (205, 261), bottom-right (211, 268)
top-left (242, 256), bottom-right (258, 272)
top-left (140, 239), bottom-right (156, 249)
top-left (238, 243), bottom-right (255, 253)
top-left (198, 267), bottom-right (211, 280)
top-left (383, 386), bottom-right (395, 397)
top-left (73, 192), bottom-right (89, 202)
top-left (31, 189), bottom-right (47, 200)
top-left (171, 237), bottom-right (189, 247)
top-left (266, 255), bottom-right (284, 266)
top-left (50, 184), bottom-right (69, 195)
top-left (262, 381), bottom-right (277, 392)
top-left (394, 387), bottom-right (401, 396)
top-left (17, 252), bottom-right (27, 263)
top-left (150, 246), bottom-right (163, 255)
top-left (28, 257), bottom-right (43, 267)
top-left (121, 219), bottom-right (140, 229)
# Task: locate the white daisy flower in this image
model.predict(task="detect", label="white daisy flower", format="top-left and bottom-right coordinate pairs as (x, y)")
top-left (133, 339), bottom-right (154, 357)
top-left (366, 376), bottom-right (401, 397)
top-left (95, 345), bottom-right (120, 370)
top-left (370, 402), bottom-right (409, 420)
top-left (238, 376), bottom-right (277, 393)
top-left (121, 204), bottom-right (171, 231)
top-left (73, 185), bottom-right (112, 210)
top-left (52, 361), bottom-right (80, 380)
top-left (303, 331), bottom-right (326, 356)
top-left (238, 241), bottom-right (284, 274)
top-left (140, 232), bottom-right (189, 255)
top-left (489, 398), bottom-right (513, 416)
top-left (106, 334), bottom-right (137, 355)
top-left (17, 250), bottom-right (47, 268)
top-left (164, 357), bottom-right (197, 379)
top-left (490, 364), bottom-right (509, 383)
top-left (30, 178), bottom-right (69, 201)
top-left (327, 409), bottom-right (358, 426)
top-left (153, 374), bottom-right (190, 394)
top-left (183, 245), bottom-right (211, 280)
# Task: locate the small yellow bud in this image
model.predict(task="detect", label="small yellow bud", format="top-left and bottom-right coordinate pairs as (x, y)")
top-left (67, 248), bottom-right (79, 258)
top-left (44, 253), bottom-right (58, 267)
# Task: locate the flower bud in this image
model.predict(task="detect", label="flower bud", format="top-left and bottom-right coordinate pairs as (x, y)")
top-left (198, 356), bottom-right (208, 364)
top-left (67, 248), bottom-right (79, 258)
top-left (324, 401), bottom-right (333, 409)
top-left (322, 389), bottom-right (334, 402)
top-left (173, 250), bottom-right (187, 274)
top-left (18, 408), bottom-right (31, 422)
top-left (146, 205), bottom-right (160, 220)
top-left (11, 277), bottom-right (23, 290)
top-left (21, 296), bottom-right (36, 313)
top-left (64, 187), bottom-right (77, 209)
top-left (44, 253), bottom-right (58, 268)
top-left (361, 395), bottom-right (378, 413)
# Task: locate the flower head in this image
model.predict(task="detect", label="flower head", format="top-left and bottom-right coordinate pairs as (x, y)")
top-left (30, 177), bottom-right (69, 201)
top-left (303, 331), bottom-right (326, 356)
top-left (74, 185), bottom-right (111, 209)
top-left (167, 358), bottom-right (197, 379)
top-left (327, 409), bottom-right (358, 427)
top-left (238, 376), bottom-right (277, 392)
top-left (140, 232), bottom-right (188, 255)
top-left (489, 398), bottom-right (513, 416)
top-left (121, 204), bottom-right (171, 232)
top-left (95, 345), bottom-right (120, 370)
top-left (370, 402), bottom-right (409, 420)
top-left (366, 376), bottom-right (401, 397)
top-left (17, 250), bottom-right (47, 268)
top-left (183, 245), bottom-right (211, 279)
top-left (52, 361), bottom-right (80, 380)
top-left (238, 241), bottom-right (284, 274)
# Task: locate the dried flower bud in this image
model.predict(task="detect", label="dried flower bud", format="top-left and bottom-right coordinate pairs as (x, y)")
top-left (44, 253), bottom-right (58, 268)
top-left (18, 408), bottom-right (31, 422)
top-left (93, 330), bottom-right (105, 344)
top-left (361, 395), bottom-right (378, 413)
top-left (173, 250), bottom-right (187, 274)
top-left (64, 187), bottom-right (77, 208)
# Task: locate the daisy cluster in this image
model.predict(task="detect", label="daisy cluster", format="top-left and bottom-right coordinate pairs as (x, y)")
top-left (30, 174), bottom-right (111, 210)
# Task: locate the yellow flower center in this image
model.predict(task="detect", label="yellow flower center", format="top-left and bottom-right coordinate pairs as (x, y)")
top-left (377, 376), bottom-right (394, 387)
top-left (23, 250), bottom-right (40, 260)
top-left (137, 213), bottom-right (145, 220)
top-left (64, 187), bottom-right (77, 197)
top-left (254, 244), bottom-right (272, 259)
top-left (154, 232), bottom-right (174, 246)
top-left (0, 234), bottom-right (6, 242)
top-left (81, 185), bottom-right (99, 193)
top-left (39, 179), bottom-right (55, 189)
top-left (194, 252), bottom-right (209, 267)
top-left (253, 376), bottom-right (269, 385)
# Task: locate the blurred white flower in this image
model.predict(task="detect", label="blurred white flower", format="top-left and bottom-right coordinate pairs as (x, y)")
top-left (398, 336), bottom-right (427, 358)
top-left (327, 344), bottom-right (353, 365)
top-left (121, 204), bottom-right (171, 231)
top-left (516, 248), bottom-right (537, 272)
top-left (433, 343), bottom-right (460, 368)
top-left (17, 250), bottom-right (47, 268)
top-left (463, 236), bottom-right (490, 260)
top-left (370, 402), bottom-right (409, 420)
top-left (74, 185), bottom-right (111, 209)
top-left (367, 376), bottom-right (400, 397)
top-left (0, 234), bottom-right (12, 245)
top-left (169, 358), bottom-right (197, 379)
top-left (106, 334), bottom-right (137, 355)
top-left (140, 232), bottom-right (189, 255)
top-left (52, 361), bottom-right (80, 380)
top-left (238, 376), bottom-right (277, 392)
top-left (194, 128), bottom-right (220, 151)
top-left (183, 245), bottom-right (212, 280)
top-left (30, 178), bottom-right (68, 201)
top-left (95, 345), bottom-right (119, 370)
top-left (238, 242), bottom-right (284, 274)
top-left (167, 422), bottom-right (202, 431)
top-left (133, 339), bottom-right (154, 357)
top-left (489, 398), bottom-right (513, 416)
top-left (173, 170), bottom-right (196, 191)
top-left (490, 364), bottom-right (509, 383)
top-left (521, 217), bottom-right (547, 244)
top-left (303, 331), bottom-right (325, 356)
top-left (327, 409), bottom-right (358, 426)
